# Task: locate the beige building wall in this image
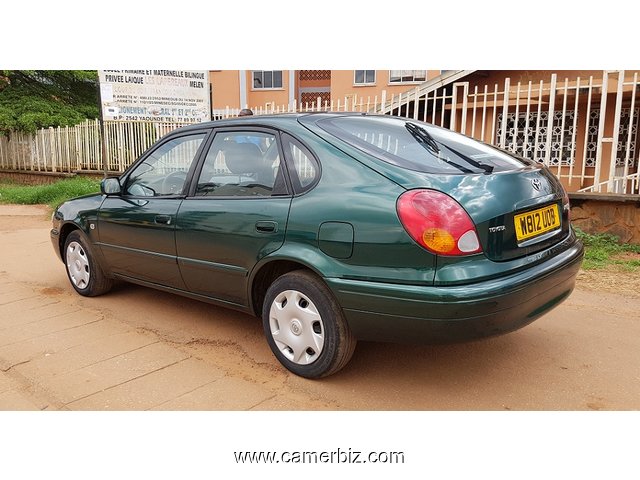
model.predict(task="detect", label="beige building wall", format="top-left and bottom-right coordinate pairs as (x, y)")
top-left (210, 70), bottom-right (294, 111)
top-left (245, 70), bottom-right (292, 109)
top-left (210, 71), bottom-right (241, 110)
top-left (331, 70), bottom-right (441, 103)
top-left (210, 70), bottom-right (443, 111)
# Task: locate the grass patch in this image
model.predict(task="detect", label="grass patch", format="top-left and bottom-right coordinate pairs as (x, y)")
top-left (575, 227), bottom-right (640, 271)
top-left (0, 177), bottom-right (101, 209)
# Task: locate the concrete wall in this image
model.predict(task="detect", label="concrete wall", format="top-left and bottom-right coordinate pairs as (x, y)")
top-left (210, 71), bottom-right (241, 110)
top-left (245, 70), bottom-right (291, 108)
top-left (210, 70), bottom-right (443, 111)
top-left (570, 193), bottom-right (640, 244)
top-left (210, 70), bottom-right (293, 111)
top-left (0, 171), bottom-right (103, 185)
top-left (330, 70), bottom-right (441, 104)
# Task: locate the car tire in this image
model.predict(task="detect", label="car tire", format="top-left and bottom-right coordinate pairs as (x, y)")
top-left (262, 270), bottom-right (357, 378)
top-left (63, 230), bottom-right (113, 297)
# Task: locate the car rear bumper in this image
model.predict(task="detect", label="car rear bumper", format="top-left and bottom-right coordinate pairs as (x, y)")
top-left (325, 239), bottom-right (584, 344)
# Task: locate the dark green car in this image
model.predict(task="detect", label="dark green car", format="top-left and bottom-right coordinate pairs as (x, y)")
top-left (51, 113), bottom-right (584, 378)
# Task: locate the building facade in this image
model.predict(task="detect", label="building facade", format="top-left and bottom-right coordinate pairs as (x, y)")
top-left (209, 70), bottom-right (441, 114)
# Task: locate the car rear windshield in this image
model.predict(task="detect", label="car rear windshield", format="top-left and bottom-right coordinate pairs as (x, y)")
top-left (317, 115), bottom-right (530, 174)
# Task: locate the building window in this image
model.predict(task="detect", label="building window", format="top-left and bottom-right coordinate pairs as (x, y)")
top-left (497, 111), bottom-right (576, 166)
top-left (585, 108), bottom-right (638, 168)
top-left (389, 70), bottom-right (427, 83)
top-left (252, 71), bottom-right (283, 89)
top-left (497, 108), bottom-right (638, 169)
top-left (354, 70), bottom-right (375, 85)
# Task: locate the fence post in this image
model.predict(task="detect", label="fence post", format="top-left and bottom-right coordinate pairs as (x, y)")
top-left (607, 70), bottom-right (625, 193)
top-left (513, 82), bottom-right (521, 153)
top-left (557, 78), bottom-right (569, 177)
top-left (523, 81), bottom-right (532, 157)
top-left (457, 83), bottom-right (469, 135)
top-left (622, 72), bottom-right (638, 193)
top-left (500, 77), bottom-right (511, 149)
top-left (451, 88), bottom-right (457, 131)
top-left (593, 72), bottom-right (609, 192)
top-left (471, 85), bottom-right (478, 138)
top-left (543, 74), bottom-right (557, 167)
top-left (381, 90), bottom-right (387, 114)
top-left (567, 77), bottom-right (581, 186)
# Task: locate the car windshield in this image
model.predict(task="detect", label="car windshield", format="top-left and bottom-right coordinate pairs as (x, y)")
top-left (317, 115), bottom-right (529, 174)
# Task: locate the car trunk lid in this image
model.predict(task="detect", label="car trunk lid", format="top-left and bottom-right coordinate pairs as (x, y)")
top-left (394, 165), bottom-right (569, 261)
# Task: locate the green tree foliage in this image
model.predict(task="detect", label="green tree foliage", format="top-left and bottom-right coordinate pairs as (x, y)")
top-left (0, 70), bottom-right (98, 135)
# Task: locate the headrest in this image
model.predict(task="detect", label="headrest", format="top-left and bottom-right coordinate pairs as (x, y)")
top-left (224, 142), bottom-right (263, 174)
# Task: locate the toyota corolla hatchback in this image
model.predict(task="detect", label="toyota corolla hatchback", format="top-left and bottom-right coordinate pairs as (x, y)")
top-left (51, 113), bottom-right (584, 378)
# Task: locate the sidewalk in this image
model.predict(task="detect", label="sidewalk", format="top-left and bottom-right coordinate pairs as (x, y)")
top-left (0, 205), bottom-right (329, 411)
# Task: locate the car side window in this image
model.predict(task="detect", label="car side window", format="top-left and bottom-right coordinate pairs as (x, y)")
top-left (125, 134), bottom-right (206, 197)
top-left (195, 131), bottom-right (287, 197)
top-left (283, 134), bottom-right (319, 194)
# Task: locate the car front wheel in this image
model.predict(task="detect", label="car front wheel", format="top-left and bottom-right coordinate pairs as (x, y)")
top-left (64, 230), bottom-right (113, 297)
top-left (262, 270), bottom-right (356, 378)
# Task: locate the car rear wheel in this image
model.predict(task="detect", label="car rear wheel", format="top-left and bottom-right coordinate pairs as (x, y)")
top-left (262, 270), bottom-right (356, 378)
top-left (64, 231), bottom-right (113, 297)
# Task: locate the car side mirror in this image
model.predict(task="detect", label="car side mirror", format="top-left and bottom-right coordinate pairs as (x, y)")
top-left (101, 177), bottom-right (122, 196)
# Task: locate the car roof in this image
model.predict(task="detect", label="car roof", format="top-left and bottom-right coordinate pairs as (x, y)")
top-left (173, 112), bottom-right (368, 133)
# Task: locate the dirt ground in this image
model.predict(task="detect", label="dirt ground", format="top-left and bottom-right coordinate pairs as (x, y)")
top-left (1, 204), bottom-right (639, 410)
top-left (577, 268), bottom-right (640, 299)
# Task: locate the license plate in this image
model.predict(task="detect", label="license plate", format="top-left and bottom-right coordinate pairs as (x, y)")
top-left (514, 204), bottom-right (560, 242)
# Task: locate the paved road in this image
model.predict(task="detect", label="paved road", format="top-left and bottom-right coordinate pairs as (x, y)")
top-left (1, 204), bottom-right (639, 410)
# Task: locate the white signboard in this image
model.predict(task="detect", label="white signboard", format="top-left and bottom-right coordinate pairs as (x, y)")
top-left (98, 70), bottom-right (211, 123)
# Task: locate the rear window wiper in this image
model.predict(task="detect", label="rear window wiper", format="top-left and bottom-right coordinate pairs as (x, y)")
top-left (438, 142), bottom-right (494, 174)
top-left (406, 122), bottom-right (494, 174)
top-left (405, 122), bottom-right (477, 173)
top-left (405, 122), bottom-right (440, 154)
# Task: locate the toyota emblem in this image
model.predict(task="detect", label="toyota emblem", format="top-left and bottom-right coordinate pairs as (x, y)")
top-left (531, 179), bottom-right (542, 191)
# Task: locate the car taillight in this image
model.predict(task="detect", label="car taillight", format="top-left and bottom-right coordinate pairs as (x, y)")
top-left (397, 189), bottom-right (482, 256)
top-left (562, 188), bottom-right (571, 221)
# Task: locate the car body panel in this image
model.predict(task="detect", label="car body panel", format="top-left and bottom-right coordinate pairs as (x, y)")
top-left (280, 125), bottom-right (437, 285)
top-left (97, 196), bottom-right (186, 289)
top-left (328, 237), bottom-right (583, 343)
top-left (50, 193), bottom-right (104, 262)
top-left (176, 196), bottom-right (292, 305)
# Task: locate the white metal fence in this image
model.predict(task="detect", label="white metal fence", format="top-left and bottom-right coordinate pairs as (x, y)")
top-left (1, 70), bottom-right (639, 195)
top-left (0, 120), bottom-right (197, 173)
top-left (376, 70), bottom-right (640, 195)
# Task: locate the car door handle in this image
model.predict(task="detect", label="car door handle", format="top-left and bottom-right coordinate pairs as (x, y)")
top-left (155, 215), bottom-right (172, 225)
top-left (255, 221), bottom-right (278, 233)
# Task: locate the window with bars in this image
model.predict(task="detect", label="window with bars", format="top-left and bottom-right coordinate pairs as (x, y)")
top-left (298, 70), bottom-right (331, 81)
top-left (497, 111), bottom-right (576, 166)
top-left (354, 70), bottom-right (375, 85)
top-left (389, 70), bottom-right (426, 83)
top-left (585, 107), bottom-right (638, 168)
top-left (252, 71), bottom-right (283, 89)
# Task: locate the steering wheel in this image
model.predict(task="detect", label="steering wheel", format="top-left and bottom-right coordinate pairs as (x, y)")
top-left (162, 171), bottom-right (187, 195)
